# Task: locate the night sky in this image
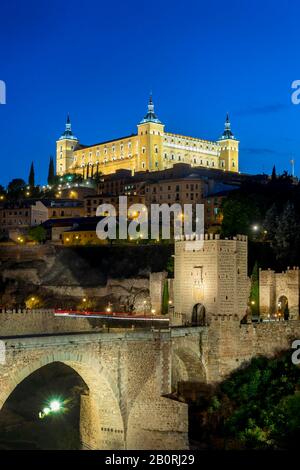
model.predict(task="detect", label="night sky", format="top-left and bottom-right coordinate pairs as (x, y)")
top-left (1, 0), bottom-right (300, 186)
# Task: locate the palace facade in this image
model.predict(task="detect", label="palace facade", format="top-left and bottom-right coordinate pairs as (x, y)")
top-left (56, 97), bottom-right (239, 178)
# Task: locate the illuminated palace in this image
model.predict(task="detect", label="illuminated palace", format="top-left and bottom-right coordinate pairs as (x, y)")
top-left (56, 97), bottom-right (239, 178)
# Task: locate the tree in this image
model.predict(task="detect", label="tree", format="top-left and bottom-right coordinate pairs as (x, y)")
top-left (166, 256), bottom-right (174, 277)
top-left (47, 156), bottom-right (55, 185)
top-left (92, 172), bottom-right (103, 187)
top-left (263, 203), bottom-right (278, 241)
top-left (162, 280), bottom-right (169, 315)
top-left (0, 185), bottom-right (6, 198)
top-left (7, 178), bottom-right (26, 198)
top-left (28, 162), bottom-right (35, 187)
top-left (221, 196), bottom-right (261, 238)
top-left (62, 173), bottom-right (83, 184)
top-left (274, 201), bottom-right (300, 264)
top-left (271, 165), bottom-right (277, 181)
top-left (27, 226), bottom-right (47, 244)
top-left (205, 352), bottom-right (300, 450)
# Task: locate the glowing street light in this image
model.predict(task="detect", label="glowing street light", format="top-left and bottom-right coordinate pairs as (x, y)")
top-left (252, 225), bottom-right (259, 232)
top-left (49, 400), bottom-right (62, 412)
top-left (38, 399), bottom-right (63, 419)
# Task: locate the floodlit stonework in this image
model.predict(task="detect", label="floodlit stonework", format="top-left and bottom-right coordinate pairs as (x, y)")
top-left (1, 317), bottom-right (300, 450)
top-left (173, 234), bottom-right (249, 324)
top-left (56, 99), bottom-right (239, 177)
top-left (2, 236), bottom-right (300, 449)
top-left (259, 267), bottom-right (300, 319)
top-left (0, 330), bottom-right (188, 450)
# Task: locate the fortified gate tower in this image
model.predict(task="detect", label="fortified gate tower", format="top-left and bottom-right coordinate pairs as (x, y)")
top-left (173, 234), bottom-right (249, 324)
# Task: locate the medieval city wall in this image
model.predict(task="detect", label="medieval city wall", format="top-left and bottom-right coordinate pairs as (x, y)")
top-left (259, 267), bottom-right (300, 318)
top-left (0, 309), bottom-right (102, 336)
top-left (205, 317), bottom-right (300, 382)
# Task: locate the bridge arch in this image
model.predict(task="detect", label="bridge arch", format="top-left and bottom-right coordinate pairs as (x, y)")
top-left (172, 348), bottom-right (207, 392)
top-left (0, 349), bottom-right (124, 450)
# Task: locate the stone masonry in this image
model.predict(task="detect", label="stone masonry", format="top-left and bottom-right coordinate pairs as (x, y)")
top-left (0, 330), bottom-right (188, 450)
top-left (259, 267), bottom-right (300, 319)
top-left (173, 234), bottom-right (249, 323)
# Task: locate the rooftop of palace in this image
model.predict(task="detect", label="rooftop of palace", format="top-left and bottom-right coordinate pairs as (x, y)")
top-left (164, 131), bottom-right (219, 145)
top-left (73, 134), bottom-right (137, 150)
top-left (64, 130), bottom-right (222, 151)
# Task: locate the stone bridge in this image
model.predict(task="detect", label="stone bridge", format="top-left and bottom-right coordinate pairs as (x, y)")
top-left (0, 328), bottom-right (207, 450)
top-left (1, 315), bottom-right (300, 450)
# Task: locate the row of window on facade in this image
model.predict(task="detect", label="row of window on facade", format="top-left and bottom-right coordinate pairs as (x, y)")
top-left (164, 136), bottom-right (217, 151)
top-left (149, 193), bottom-right (201, 201)
top-left (60, 142), bottom-right (133, 154)
top-left (60, 147), bottom-right (222, 165)
top-left (1, 211), bottom-right (29, 216)
top-left (3, 220), bottom-right (28, 225)
top-left (147, 183), bottom-right (201, 193)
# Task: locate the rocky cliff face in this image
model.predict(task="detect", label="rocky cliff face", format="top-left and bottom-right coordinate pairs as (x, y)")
top-left (0, 245), bottom-right (171, 312)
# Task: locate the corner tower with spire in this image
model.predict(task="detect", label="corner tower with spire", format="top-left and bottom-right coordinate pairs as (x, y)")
top-left (56, 114), bottom-right (79, 176)
top-left (217, 113), bottom-right (239, 172)
top-left (136, 95), bottom-right (165, 171)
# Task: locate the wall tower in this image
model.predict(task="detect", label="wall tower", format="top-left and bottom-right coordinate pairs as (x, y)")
top-left (137, 95), bottom-right (165, 172)
top-left (173, 234), bottom-right (249, 324)
top-left (56, 114), bottom-right (79, 176)
top-left (217, 113), bottom-right (239, 172)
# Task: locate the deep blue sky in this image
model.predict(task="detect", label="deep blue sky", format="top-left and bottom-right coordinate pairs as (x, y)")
top-left (1, 0), bottom-right (300, 186)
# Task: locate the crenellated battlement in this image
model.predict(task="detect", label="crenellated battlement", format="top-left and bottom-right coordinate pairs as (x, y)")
top-left (174, 233), bottom-right (247, 242)
top-left (210, 313), bottom-right (240, 322)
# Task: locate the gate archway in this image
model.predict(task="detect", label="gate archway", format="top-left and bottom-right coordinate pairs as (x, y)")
top-left (278, 295), bottom-right (289, 320)
top-left (191, 303), bottom-right (206, 326)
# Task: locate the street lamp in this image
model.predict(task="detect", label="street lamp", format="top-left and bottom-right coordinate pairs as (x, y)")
top-left (38, 399), bottom-right (63, 419)
top-left (49, 400), bottom-right (61, 412)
